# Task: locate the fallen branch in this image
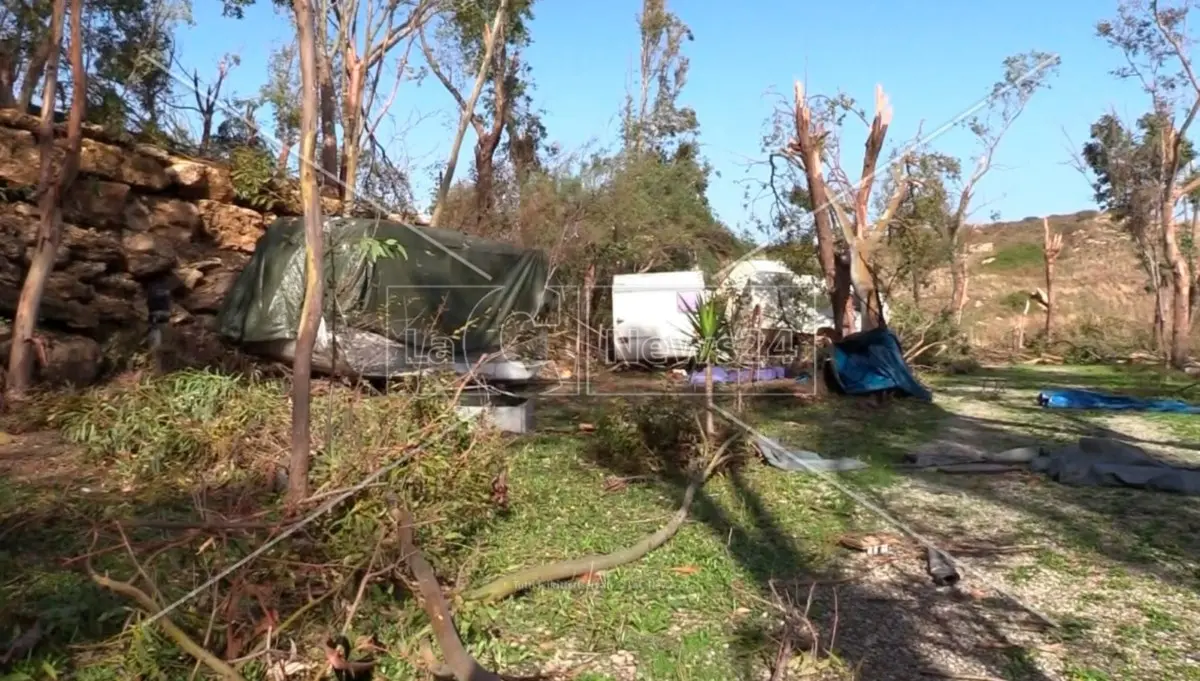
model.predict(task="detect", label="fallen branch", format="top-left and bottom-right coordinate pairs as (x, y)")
top-left (395, 507), bottom-right (504, 681)
top-left (465, 438), bottom-right (736, 603)
top-left (90, 572), bottom-right (246, 681)
top-left (919, 671), bottom-right (1005, 681)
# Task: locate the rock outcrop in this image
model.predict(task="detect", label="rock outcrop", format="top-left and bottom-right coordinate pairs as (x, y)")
top-left (0, 107), bottom-right (377, 385)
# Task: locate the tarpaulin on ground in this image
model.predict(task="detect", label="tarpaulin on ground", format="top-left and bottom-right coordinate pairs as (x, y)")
top-left (825, 328), bottom-right (932, 401)
top-left (1031, 437), bottom-right (1200, 495)
top-left (1037, 388), bottom-right (1200, 414)
top-left (216, 217), bottom-right (549, 379)
top-left (754, 434), bottom-right (868, 474)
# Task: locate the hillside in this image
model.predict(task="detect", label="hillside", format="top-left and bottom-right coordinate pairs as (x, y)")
top-left (913, 210), bottom-right (1160, 349)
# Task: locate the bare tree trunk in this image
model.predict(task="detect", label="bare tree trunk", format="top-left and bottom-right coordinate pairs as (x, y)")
top-left (1153, 287), bottom-right (1166, 352)
top-left (315, 5), bottom-right (339, 184)
top-left (199, 117), bottom-right (213, 153)
top-left (581, 262), bottom-right (595, 361)
top-left (338, 59), bottom-right (365, 210)
top-left (788, 83), bottom-right (849, 339)
top-left (1016, 299), bottom-right (1030, 350)
top-left (286, 0), bottom-right (325, 508)
top-left (5, 0), bottom-right (83, 402)
top-left (1163, 200), bottom-right (1192, 368)
top-left (429, 0), bottom-right (510, 228)
top-left (277, 140), bottom-right (294, 172)
top-left (0, 51), bottom-right (16, 108)
top-left (473, 50), bottom-right (512, 224)
top-left (1042, 217), bottom-right (1063, 341)
top-left (950, 252), bottom-right (969, 324)
top-left (1190, 203), bottom-right (1199, 324)
top-left (17, 37), bottom-right (51, 111)
top-left (833, 256), bottom-right (854, 336)
top-left (473, 144), bottom-right (497, 223)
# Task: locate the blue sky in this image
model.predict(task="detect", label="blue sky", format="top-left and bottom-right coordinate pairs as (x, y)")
top-left (176, 0), bottom-right (1150, 235)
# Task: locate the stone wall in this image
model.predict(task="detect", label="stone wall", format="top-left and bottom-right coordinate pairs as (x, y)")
top-left (0, 108), bottom-right (342, 384)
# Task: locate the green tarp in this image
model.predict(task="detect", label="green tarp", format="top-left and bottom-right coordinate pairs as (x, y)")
top-left (216, 217), bottom-right (550, 379)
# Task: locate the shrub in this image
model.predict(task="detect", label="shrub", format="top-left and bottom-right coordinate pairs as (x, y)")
top-left (591, 397), bottom-right (703, 476)
top-left (590, 396), bottom-right (754, 477)
top-left (50, 368), bottom-right (506, 562)
top-left (887, 302), bottom-right (972, 368)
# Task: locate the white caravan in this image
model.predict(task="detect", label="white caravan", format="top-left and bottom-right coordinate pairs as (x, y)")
top-left (715, 258), bottom-right (888, 335)
top-left (611, 270), bottom-right (707, 364)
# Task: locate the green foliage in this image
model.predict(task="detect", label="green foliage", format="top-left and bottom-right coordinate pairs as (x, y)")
top-left (591, 397), bottom-right (705, 475)
top-left (54, 369), bottom-right (285, 479)
top-left (1082, 112), bottom-right (1197, 219)
top-left (984, 242), bottom-right (1045, 271)
top-left (228, 145), bottom-right (278, 209)
top-left (358, 235), bottom-right (408, 264)
top-left (683, 291), bottom-right (733, 366)
top-left (259, 43), bottom-right (301, 151)
top-left (50, 369), bottom-right (505, 556)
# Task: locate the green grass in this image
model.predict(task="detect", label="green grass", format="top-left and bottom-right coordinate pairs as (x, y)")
top-left (983, 242), bottom-right (1047, 271)
top-left (5, 362), bottom-right (1200, 680)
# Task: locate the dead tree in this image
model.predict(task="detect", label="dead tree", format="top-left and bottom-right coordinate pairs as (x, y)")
top-left (427, 0), bottom-right (511, 227)
top-left (180, 53), bottom-right (238, 154)
top-left (785, 83), bottom-right (912, 336)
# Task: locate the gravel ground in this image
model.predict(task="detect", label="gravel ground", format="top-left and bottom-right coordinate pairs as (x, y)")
top-left (827, 388), bottom-right (1200, 681)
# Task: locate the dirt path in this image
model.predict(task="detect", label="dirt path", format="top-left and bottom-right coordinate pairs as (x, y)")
top-left (857, 391), bottom-right (1200, 680)
top-left (0, 430), bottom-right (92, 488)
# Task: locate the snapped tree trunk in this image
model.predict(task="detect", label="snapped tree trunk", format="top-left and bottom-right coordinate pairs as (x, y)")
top-left (5, 0), bottom-right (81, 402)
top-left (287, 0), bottom-right (326, 507)
top-left (789, 83), bottom-right (848, 340)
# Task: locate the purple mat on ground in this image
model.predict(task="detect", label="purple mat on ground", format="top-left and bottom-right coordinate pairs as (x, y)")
top-left (688, 366), bottom-right (786, 385)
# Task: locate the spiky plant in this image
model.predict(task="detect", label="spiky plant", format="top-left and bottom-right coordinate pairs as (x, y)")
top-left (684, 291), bottom-right (733, 436)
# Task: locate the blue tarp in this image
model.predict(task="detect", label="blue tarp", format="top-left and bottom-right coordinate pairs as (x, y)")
top-left (1037, 388), bottom-right (1200, 414)
top-left (826, 328), bottom-right (932, 401)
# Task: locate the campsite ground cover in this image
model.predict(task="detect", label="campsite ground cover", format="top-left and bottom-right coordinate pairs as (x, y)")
top-left (1, 364), bottom-right (1199, 680)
